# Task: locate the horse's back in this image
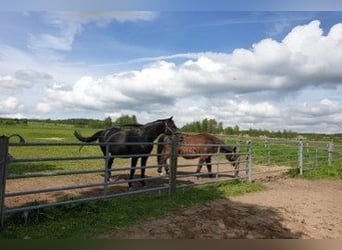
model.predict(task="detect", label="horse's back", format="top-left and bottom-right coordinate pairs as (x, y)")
top-left (181, 133), bottom-right (224, 145)
top-left (107, 130), bottom-right (156, 155)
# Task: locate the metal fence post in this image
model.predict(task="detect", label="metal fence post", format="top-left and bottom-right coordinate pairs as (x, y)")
top-left (215, 145), bottom-right (221, 178)
top-left (104, 142), bottom-right (110, 195)
top-left (169, 134), bottom-right (179, 195)
top-left (298, 140), bottom-right (303, 175)
top-left (0, 136), bottom-right (9, 230)
top-left (246, 140), bottom-right (253, 182)
top-left (264, 140), bottom-right (271, 166)
top-left (328, 142), bottom-right (334, 166)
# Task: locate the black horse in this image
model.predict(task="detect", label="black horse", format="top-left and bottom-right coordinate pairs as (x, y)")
top-left (74, 117), bottom-right (178, 188)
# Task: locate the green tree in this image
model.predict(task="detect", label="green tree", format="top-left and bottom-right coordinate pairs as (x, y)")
top-left (233, 125), bottom-right (239, 135)
top-left (114, 115), bottom-right (138, 127)
top-left (225, 126), bottom-right (234, 135)
top-left (89, 120), bottom-right (103, 128)
top-left (202, 118), bottom-right (209, 133)
top-left (103, 116), bottom-right (113, 128)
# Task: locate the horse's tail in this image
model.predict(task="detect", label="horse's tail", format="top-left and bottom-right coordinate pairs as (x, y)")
top-left (8, 134), bottom-right (25, 143)
top-left (73, 130), bottom-right (103, 143)
top-left (6, 134), bottom-right (25, 162)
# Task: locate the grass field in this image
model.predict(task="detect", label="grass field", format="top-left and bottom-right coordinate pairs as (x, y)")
top-left (289, 162), bottom-right (342, 180)
top-left (2, 123), bottom-right (121, 174)
top-left (1, 122), bottom-right (341, 239)
top-left (1, 122), bottom-right (338, 181)
top-left (2, 122), bottom-right (336, 166)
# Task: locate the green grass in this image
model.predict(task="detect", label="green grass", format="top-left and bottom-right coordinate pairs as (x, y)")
top-left (2, 123), bottom-right (123, 174)
top-left (288, 163), bottom-right (342, 180)
top-left (0, 180), bottom-right (264, 239)
top-left (225, 137), bottom-right (332, 169)
top-left (2, 123), bottom-right (335, 173)
top-left (1, 123), bottom-right (340, 238)
top-left (1, 122), bottom-right (85, 142)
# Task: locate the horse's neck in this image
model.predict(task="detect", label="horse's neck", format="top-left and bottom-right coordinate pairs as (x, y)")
top-left (220, 145), bottom-right (233, 153)
top-left (142, 121), bottom-right (164, 141)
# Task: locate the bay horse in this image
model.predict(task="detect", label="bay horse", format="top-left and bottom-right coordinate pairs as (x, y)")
top-left (157, 133), bottom-right (240, 178)
top-left (74, 117), bottom-right (178, 188)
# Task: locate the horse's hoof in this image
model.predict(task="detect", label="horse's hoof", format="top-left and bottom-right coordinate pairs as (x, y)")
top-left (111, 176), bottom-right (120, 182)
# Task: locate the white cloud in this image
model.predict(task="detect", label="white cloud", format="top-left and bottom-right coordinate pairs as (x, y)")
top-left (293, 98), bottom-right (341, 116)
top-left (0, 69), bottom-right (53, 90)
top-left (3, 96), bottom-right (18, 110)
top-left (229, 100), bottom-right (280, 117)
top-left (36, 102), bottom-right (52, 113)
top-left (45, 20), bottom-right (342, 111)
top-left (2, 17), bottom-right (342, 133)
top-left (0, 96), bottom-right (24, 116)
top-left (28, 11), bottom-right (157, 52)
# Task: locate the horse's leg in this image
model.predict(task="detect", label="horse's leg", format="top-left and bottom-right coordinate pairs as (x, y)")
top-left (107, 157), bottom-right (114, 181)
top-left (158, 148), bottom-right (169, 175)
top-left (157, 149), bottom-right (163, 174)
top-left (206, 157), bottom-right (214, 178)
top-left (234, 161), bottom-right (239, 178)
top-left (196, 157), bottom-right (205, 179)
top-left (157, 154), bottom-right (169, 175)
top-left (128, 157), bottom-right (139, 188)
top-left (157, 157), bottom-right (163, 174)
top-left (163, 155), bottom-right (170, 175)
top-left (140, 156), bottom-right (148, 187)
top-left (164, 159), bottom-right (169, 175)
top-left (102, 146), bottom-right (114, 181)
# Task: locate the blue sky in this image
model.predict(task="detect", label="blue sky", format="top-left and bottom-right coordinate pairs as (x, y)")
top-left (1, 10), bottom-right (342, 133)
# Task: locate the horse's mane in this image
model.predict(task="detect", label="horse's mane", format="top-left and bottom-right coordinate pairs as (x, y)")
top-left (120, 123), bottom-right (143, 128)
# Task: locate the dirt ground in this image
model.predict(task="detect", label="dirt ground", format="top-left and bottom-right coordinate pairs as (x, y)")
top-left (98, 177), bottom-right (342, 239)
top-left (4, 159), bottom-right (342, 239)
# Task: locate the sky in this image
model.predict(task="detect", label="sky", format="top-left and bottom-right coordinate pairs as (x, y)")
top-left (1, 9), bottom-right (342, 133)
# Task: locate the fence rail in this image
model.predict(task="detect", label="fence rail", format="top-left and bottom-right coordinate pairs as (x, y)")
top-left (0, 134), bottom-right (341, 229)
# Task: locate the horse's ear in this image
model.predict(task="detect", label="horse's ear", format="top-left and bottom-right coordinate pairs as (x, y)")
top-left (169, 116), bottom-right (173, 120)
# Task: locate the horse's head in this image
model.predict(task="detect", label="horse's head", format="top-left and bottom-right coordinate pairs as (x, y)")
top-left (164, 116), bottom-right (179, 135)
top-left (225, 146), bottom-right (240, 168)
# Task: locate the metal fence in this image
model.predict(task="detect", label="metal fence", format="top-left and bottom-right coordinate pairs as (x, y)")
top-left (223, 136), bottom-right (340, 178)
top-left (0, 134), bottom-right (340, 229)
top-left (0, 134), bottom-right (246, 229)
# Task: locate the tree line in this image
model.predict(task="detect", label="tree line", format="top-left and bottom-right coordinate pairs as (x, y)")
top-left (0, 115), bottom-right (137, 129)
top-left (181, 118), bottom-right (298, 139)
top-left (1, 116), bottom-right (340, 141)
